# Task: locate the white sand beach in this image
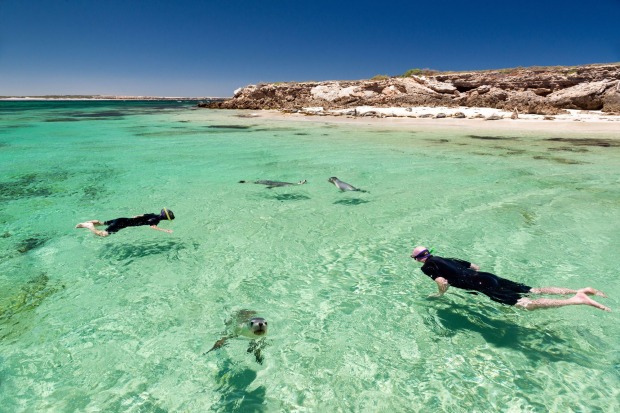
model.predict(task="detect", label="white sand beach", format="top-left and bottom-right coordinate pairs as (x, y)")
top-left (255, 106), bottom-right (620, 135)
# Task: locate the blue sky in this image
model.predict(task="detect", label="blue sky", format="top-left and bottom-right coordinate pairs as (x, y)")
top-left (1, 0), bottom-right (619, 97)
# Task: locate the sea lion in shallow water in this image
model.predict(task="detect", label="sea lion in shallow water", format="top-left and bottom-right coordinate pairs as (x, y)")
top-left (205, 310), bottom-right (269, 363)
top-left (239, 179), bottom-right (307, 189)
top-left (328, 177), bottom-right (367, 192)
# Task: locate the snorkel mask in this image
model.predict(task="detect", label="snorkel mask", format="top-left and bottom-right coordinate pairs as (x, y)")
top-left (161, 208), bottom-right (174, 221)
top-left (412, 247), bottom-right (434, 260)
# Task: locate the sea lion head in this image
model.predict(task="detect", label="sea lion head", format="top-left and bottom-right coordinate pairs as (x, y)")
top-left (328, 177), bottom-right (338, 184)
top-left (248, 317), bottom-right (268, 336)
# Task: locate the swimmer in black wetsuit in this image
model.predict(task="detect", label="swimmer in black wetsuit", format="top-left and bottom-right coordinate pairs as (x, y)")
top-left (411, 246), bottom-right (610, 311)
top-left (76, 208), bottom-right (175, 237)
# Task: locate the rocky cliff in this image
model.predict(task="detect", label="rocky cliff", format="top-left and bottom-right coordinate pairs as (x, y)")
top-left (205, 63), bottom-right (620, 115)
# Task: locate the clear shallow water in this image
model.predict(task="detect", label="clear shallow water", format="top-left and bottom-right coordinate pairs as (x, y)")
top-left (0, 101), bottom-right (619, 412)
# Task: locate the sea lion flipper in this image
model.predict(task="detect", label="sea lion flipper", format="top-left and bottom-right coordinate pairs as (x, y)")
top-left (204, 336), bottom-right (232, 355)
top-left (247, 338), bottom-right (266, 364)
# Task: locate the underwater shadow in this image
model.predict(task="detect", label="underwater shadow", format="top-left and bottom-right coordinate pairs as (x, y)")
top-left (333, 198), bottom-right (369, 206)
top-left (263, 193), bottom-right (311, 201)
top-left (429, 302), bottom-right (591, 365)
top-left (100, 240), bottom-right (191, 264)
top-left (213, 359), bottom-right (266, 412)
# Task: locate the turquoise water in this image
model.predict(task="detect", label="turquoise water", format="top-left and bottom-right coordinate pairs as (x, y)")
top-left (1, 101), bottom-right (619, 412)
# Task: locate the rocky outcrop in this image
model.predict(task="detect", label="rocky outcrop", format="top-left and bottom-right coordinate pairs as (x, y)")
top-left (204, 63), bottom-right (620, 115)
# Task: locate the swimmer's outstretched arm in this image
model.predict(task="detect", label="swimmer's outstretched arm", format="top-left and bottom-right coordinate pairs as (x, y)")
top-left (430, 277), bottom-right (449, 297)
top-left (150, 225), bottom-right (173, 234)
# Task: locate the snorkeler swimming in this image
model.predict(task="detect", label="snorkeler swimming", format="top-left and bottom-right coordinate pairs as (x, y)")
top-left (411, 246), bottom-right (610, 311)
top-left (75, 208), bottom-right (175, 237)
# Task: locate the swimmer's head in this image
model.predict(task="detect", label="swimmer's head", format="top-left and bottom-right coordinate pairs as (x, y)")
top-left (411, 246), bottom-right (431, 262)
top-left (161, 208), bottom-right (175, 220)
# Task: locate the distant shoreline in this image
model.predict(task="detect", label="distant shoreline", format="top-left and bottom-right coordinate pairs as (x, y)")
top-left (0, 96), bottom-right (229, 101)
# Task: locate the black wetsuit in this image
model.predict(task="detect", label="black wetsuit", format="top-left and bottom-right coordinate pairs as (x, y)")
top-left (104, 213), bottom-right (161, 234)
top-left (421, 255), bottom-right (532, 305)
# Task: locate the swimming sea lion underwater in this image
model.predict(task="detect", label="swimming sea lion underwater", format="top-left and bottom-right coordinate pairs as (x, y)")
top-left (327, 177), bottom-right (367, 192)
top-left (205, 310), bottom-right (269, 364)
top-left (239, 179), bottom-right (307, 189)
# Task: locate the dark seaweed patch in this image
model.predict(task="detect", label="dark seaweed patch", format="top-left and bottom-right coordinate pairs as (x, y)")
top-left (520, 210), bottom-right (537, 227)
top-left (134, 129), bottom-right (205, 137)
top-left (333, 198), bottom-right (370, 205)
top-left (80, 184), bottom-right (109, 202)
top-left (532, 156), bottom-right (586, 165)
top-left (44, 118), bottom-right (82, 122)
top-left (0, 273), bottom-right (65, 339)
top-left (1, 124), bottom-right (31, 129)
top-left (0, 178), bottom-right (52, 201)
top-left (72, 110), bottom-right (126, 119)
top-left (45, 110), bottom-right (126, 122)
top-left (468, 135), bottom-right (520, 141)
top-left (493, 146), bottom-right (527, 156)
top-left (16, 236), bottom-right (48, 254)
top-left (548, 146), bottom-right (589, 153)
top-left (207, 125), bottom-right (252, 129)
top-left (545, 138), bottom-right (619, 147)
top-left (0, 171), bottom-right (69, 201)
top-left (253, 127), bottom-right (297, 133)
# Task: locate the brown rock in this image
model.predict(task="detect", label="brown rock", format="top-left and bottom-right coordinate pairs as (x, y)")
top-left (200, 63), bottom-right (620, 113)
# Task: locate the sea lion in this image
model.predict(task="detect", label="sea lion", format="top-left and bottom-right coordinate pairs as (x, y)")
top-left (239, 179), bottom-right (307, 189)
top-left (328, 177), bottom-right (367, 192)
top-left (205, 310), bottom-right (269, 364)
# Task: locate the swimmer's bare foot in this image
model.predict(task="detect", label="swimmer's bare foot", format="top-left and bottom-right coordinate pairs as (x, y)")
top-left (76, 222), bottom-right (95, 229)
top-left (578, 287), bottom-right (607, 298)
top-left (573, 292), bottom-right (611, 312)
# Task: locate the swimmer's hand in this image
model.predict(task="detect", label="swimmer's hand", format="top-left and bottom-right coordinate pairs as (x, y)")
top-left (151, 225), bottom-right (173, 234)
top-left (470, 263), bottom-right (480, 271)
top-left (432, 277), bottom-right (449, 297)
